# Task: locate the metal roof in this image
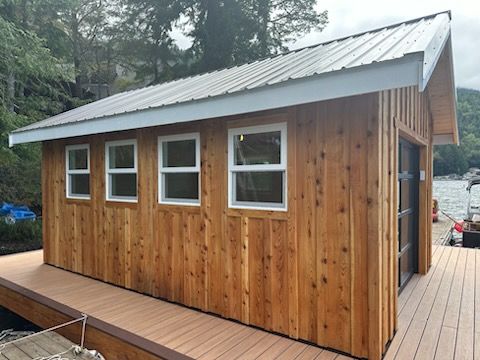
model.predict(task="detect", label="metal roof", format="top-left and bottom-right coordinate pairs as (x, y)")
top-left (10, 11), bottom-right (455, 145)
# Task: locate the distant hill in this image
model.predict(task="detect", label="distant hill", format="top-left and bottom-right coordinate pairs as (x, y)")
top-left (434, 88), bottom-right (480, 176)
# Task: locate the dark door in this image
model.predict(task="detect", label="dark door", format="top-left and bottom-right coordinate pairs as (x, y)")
top-left (398, 138), bottom-right (419, 291)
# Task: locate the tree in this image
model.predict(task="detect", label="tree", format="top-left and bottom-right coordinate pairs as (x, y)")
top-left (0, 12), bottom-right (72, 208)
top-left (52, 0), bottom-right (108, 97)
top-left (434, 88), bottom-right (480, 176)
top-left (186, 0), bottom-right (328, 72)
top-left (114, 0), bottom-right (189, 85)
top-left (434, 145), bottom-right (469, 176)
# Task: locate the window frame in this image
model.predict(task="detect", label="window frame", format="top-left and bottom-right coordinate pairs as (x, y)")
top-left (105, 139), bottom-right (138, 203)
top-left (158, 132), bottom-right (201, 206)
top-left (228, 122), bottom-right (287, 211)
top-left (65, 144), bottom-right (90, 200)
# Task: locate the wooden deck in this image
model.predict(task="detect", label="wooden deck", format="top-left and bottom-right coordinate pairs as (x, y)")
top-left (1, 331), bottom-right (94, 360)
top-left (0, 251), bottom-right (340, 360)
top-left (0, 218), bottom-right (476, 360)
top-left (432, 214), bottom-right (454, 246)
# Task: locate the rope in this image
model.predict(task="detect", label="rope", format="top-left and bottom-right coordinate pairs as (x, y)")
top-left (0, 314), bottom-right (104, 359)
top-left (0, 329), bottom-right (14, 342)
top-left (32, 345), bottom-right (105, 360)
top-left (0, 315), bottom-right (87, 348)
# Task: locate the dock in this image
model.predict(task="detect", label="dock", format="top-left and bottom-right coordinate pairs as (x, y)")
top-left (0, 218), bottom-right (476, 360)
top-left (0, 331), bottom-right (94, 359)
top-left (0, 251), bottom-right (337, 359)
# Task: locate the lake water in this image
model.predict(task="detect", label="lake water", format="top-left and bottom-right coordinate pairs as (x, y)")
top-left (0, 306), bottom-right (39, 332)
top-left (433, 180), bottom-right (469, 220)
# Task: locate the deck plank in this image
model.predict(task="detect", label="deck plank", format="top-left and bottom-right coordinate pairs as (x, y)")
top-left (393, 247), bottom-right (453, 359)
top-left (454, 248), bottom-right (475, 360)
top-left (434, 326), bottom-right (456, 360)
top-left (384, 246), bottom-right (449, 359)
top-left (415, 246), bottom-right (460, 359)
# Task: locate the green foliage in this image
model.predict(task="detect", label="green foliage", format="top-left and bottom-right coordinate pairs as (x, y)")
top-left (113, 0), bottom-right (190, 84)
top-left (113, 0), bottom-right (328, 81)
top-left (0, 6), bottom-right (72, 210)
top-left (0, 220), bottom-right (42, 255)
top-left (434, 88), bottom-right (480, 176)
top-left (186, 0), bottom-right (328, 72)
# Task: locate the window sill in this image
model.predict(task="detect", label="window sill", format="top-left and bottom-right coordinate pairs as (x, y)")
top-left (66, 197), bottom-right (91, 205)
top-left (105, 200), bottom-right (138, 208)
top-left (227, 207), bottom-right (289, 220)
top-left (156, 203), bottom-right (201, 213)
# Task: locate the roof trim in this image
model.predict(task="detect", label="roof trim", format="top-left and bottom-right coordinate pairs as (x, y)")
top-left (9, 55), bottom-right (422, 146)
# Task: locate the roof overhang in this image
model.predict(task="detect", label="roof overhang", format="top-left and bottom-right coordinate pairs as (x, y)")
top-left (9, 12), bottom-right (457, 147)
top-left (10, 55), bottom-right (425, 146)
top-left (428, 37), bottom-right (459, 145)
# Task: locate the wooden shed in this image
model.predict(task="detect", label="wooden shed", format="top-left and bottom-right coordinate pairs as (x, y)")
top-left (8, 11), bottom-right (457, 359)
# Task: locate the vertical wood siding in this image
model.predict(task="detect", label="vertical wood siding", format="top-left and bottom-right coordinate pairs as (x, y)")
top-left (376, 86), bottom-right (434, 357)
top-left (42, 88), bottom-right (433, 359)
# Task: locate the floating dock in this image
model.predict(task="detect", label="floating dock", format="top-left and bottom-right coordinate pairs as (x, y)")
top-left (0, 221), bottom-right (475, 359)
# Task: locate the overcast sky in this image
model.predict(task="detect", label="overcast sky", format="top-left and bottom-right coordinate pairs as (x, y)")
top-left (172, 0), bottom-right (480, 90)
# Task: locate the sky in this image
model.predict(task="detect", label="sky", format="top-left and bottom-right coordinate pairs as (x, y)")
top-left (172, 0), bottom-right (480, 90)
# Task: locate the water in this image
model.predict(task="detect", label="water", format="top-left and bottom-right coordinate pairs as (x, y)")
top-left (433, 180), bottom-right (469, 220)
top-left (0, 306), bottom-right (39, 331)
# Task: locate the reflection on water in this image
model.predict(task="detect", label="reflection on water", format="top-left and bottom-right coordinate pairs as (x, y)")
top-left (433, 180), bottom-right (468, 220)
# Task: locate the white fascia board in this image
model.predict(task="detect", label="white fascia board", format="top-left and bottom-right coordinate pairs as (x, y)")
top-left (433, 134), bottom-right (456, 145)
top-left (409, 13), bottom-right (451, 91)
top-left (9, 55), bottom-right (422, 146)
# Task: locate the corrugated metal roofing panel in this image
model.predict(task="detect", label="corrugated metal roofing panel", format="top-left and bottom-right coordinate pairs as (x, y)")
top-left (13, 11), bottom-right (451, 135)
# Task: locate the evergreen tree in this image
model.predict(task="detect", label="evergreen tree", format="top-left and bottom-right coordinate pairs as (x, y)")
top-left (186, 0), bottom-right (328, 72)
top-left (0, 11), bottom-right (72, 208)
top-left (434, 88), bottom-right (480, 176)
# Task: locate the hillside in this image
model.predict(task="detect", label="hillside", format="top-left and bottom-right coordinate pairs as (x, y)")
top-left (434, 88), bottom-right (480, 176)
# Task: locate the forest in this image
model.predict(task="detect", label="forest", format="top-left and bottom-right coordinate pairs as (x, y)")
top-left (0, 0), bottom-right (327, 211)
top-left (434, 88), bottom-right (480, 176)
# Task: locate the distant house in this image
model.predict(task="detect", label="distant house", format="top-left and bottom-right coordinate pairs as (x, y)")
top-left (8, 11), bottom-right (457, 359)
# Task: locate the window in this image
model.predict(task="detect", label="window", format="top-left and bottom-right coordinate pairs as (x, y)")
top-left (228, 123), bottom-right (287, 210)
top-left (158, 133), bottom-right (200, 205)
top-left (66, 144), bottom-right (90, 199)
top-left (105, 139), bottom-right (137, 202)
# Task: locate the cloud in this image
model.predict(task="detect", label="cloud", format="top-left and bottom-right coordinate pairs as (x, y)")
top-left (170, 1), bottom-right (479, 90)
top-left (291, 0), bottom-right (480, 90)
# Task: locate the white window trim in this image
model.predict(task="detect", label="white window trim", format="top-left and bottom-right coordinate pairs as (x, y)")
top-left (228, 122), bottom-right (287, 211)
top-left (65, 144), bottom-right (90, 200)
top-left (158, 132), bottom-right (200, 206)
top-left (105, 139), bottom-right (138, 202)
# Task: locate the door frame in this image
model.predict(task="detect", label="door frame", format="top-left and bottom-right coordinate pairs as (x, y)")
top-left (396, 125), bottom-right (431, 284)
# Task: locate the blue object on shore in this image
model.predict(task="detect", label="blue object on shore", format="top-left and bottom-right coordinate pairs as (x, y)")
top-left (0, 202), bottom-right (36, 224)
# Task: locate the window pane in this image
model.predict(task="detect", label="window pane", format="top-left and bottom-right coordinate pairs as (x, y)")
top-left (111, 173), bottom-right (137, 197)
top-left (109, 144), bottom-right (134, 169)
top-left (400, 179), bottom-right (411, 212)
top-left (235, 171), bottom-right (283, 204)
top-left (399, 248), bottom-right (413, 286)
top-left (234, 131), bottom-right (281, 165)
top-left (399, 215), bottom-right (412, 252)
top-left (162, 139), bottom-right (196, 167)
top-left (70, 174), bottom-right (89, 196)
top-left (164, 172), bottom-right (199, 200)
top-left (68, 148), bottom-right (88, 170)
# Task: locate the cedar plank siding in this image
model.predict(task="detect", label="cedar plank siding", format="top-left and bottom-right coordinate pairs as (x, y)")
top-left (42, 87), bottom-right (433, 359)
